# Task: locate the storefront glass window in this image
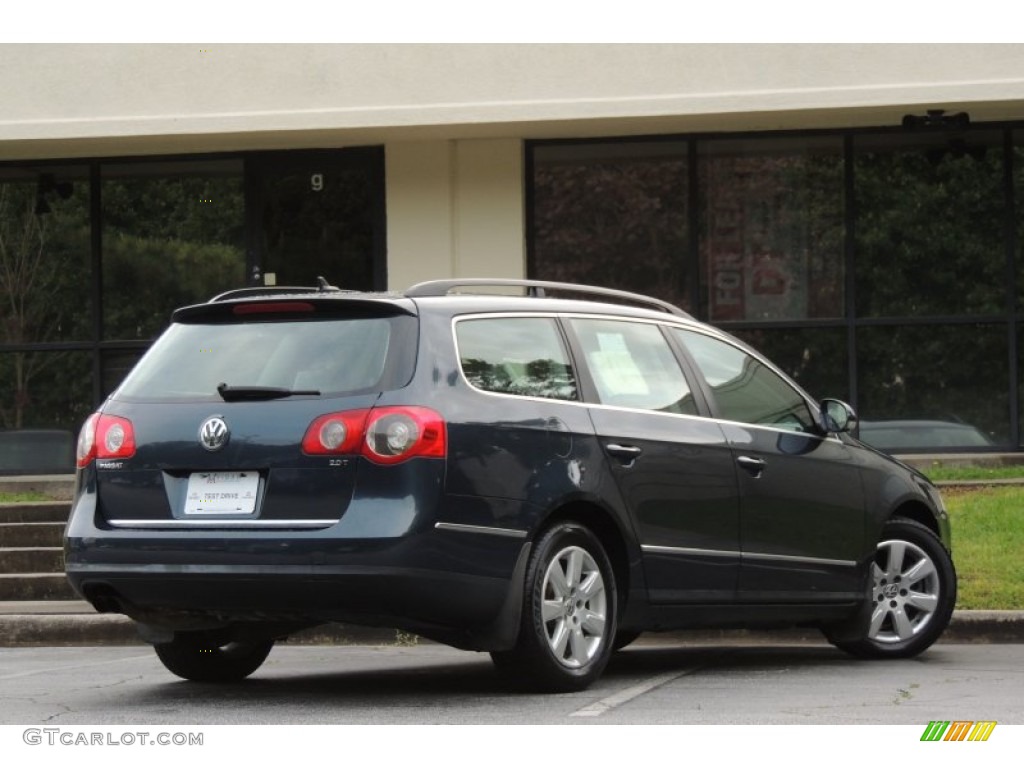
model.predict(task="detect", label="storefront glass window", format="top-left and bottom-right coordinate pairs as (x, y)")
top-left (699, 137), bottom-right (844, 322)
top-left (0, 165), bottom-right (91, 466)
top-left (1015, 133), bottom-right (1024, 312)
top-left (857, 324), bottom-right (1009, 450)
top-left (101, 160), bottom-right (245, 341)
top-left (0, 165), bottom-right (91, 346)
top-left (0, 351), bottom-right (92, 473)
top-left (531, 142), bottom-right (691, 311)
top-left (252, 151), bottom-right (381, 290)
top-left (854, 131), bottom-right (1005, 317)
top-left (2, 150), bottom-right (389, 474)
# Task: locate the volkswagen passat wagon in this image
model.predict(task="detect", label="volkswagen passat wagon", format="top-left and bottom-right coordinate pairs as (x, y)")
top-left (65, 279), bottom-right (956, 691)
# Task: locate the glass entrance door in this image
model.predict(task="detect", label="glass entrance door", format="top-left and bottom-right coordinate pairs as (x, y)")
top-left (248, 148), bottom-right (385, 291)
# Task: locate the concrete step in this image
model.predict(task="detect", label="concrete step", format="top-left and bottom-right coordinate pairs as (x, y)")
top-left (0, 573), bottom-right (78, 601)
top-left (0, 522), bottom-right (64, 548)
top-left (0, 475), bottom-right (75, 501)
top-left (0, 502), bottom-right (71, 524)
top-left (0, 547), bottom-right (64, 574)
top-left (0, 600), bottom-right (95, 614)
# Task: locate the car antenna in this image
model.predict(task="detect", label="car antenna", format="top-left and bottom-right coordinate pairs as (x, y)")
top-left (316, 276), bottom-right (339, 292)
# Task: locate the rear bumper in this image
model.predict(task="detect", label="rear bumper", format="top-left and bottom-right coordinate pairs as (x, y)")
top-left (64, 486), bottom-right (531, 650)
top-left (67, 562), bottom-right (517, 643)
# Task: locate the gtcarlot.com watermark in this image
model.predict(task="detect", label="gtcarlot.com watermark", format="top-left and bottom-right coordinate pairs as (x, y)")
top-left (23, 728), bottom-right (203, 747)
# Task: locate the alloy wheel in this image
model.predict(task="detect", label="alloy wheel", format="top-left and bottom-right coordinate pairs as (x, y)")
top-left (541, 545), bottom-right (608, 668)
top-left (868, 539), bottom-right (941, 644)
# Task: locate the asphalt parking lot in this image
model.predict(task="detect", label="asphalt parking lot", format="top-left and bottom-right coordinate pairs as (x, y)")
top-left (2, 639), bottom-right (1022, 726)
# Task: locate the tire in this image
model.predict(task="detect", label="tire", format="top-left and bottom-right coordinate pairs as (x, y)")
top-left (154, 632), bottom-right (274, 682)
top-left (830, 517), bottom-right (956, 659)
top-left (491, 522), bottom-right (617, 692)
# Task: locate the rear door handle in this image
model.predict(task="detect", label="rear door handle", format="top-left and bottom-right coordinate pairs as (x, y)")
top-left (736, 455), bottom-right (766, 477)
top-left (605, 443), bottom-right (643, 463)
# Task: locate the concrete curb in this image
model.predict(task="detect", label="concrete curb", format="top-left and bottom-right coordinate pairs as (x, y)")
top-left (0, 606), bottom-right (1021, 648)
top-left (0, 613), bottom-right (413, 647)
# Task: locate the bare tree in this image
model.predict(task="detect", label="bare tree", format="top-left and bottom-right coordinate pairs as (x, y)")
top-left (0, 184), bottom-right (65, 429)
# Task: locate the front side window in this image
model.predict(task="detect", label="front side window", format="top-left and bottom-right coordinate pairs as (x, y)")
top-left (569, 319), bottom-right (696, 415)
top-left (674, 329), bottom-right (813, 431)
top-left (456, 317), bottom-right (578, 401)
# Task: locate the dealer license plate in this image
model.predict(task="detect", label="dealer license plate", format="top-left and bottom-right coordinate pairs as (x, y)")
top-left (184, 472), bottom-right (259, 516)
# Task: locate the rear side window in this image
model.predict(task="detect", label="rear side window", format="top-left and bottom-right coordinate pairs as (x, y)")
top-left (569, 318), bottom-right (697, 415)
top-left (673, 329), bottom-right (814, 432)
top-left (456, 317), bottom-right (578, 401)
top-left (115, 316), bottom-right (413, 401)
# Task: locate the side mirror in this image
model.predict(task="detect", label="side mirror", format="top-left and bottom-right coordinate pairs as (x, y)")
top-left (819, 398), bottom-right (858, 434)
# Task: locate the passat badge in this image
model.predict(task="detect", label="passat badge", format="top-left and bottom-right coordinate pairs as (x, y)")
top-left (199, 416), bottom-right (230, 451)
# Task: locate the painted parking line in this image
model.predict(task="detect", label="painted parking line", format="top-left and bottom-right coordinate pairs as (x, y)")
top-left (570, 668), bottom-right (697, 718)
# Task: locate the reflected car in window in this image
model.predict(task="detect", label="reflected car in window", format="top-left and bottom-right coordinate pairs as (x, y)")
top-left (858, 420), bottom-right (996, 453)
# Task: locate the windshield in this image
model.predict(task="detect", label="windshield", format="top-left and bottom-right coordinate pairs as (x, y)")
top-left (114, 316), bottom-right (414, 402)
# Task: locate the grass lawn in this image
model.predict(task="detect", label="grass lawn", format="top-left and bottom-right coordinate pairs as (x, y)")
top-left (943, 486), bottom-right (1024, 610)
top-left (923, 464), bottom-right (1024, 483)
top-left (0, 491), bottom-right (51, 503)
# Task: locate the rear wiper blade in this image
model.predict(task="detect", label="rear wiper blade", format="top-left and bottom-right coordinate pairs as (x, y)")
top-left (216, 383), bottom-right (321, 401)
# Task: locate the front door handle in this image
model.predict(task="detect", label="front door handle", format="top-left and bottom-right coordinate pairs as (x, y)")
top-left (606, 443), bottom-right (643, 464)
top-left (736, 455), bottom-right (766, 478)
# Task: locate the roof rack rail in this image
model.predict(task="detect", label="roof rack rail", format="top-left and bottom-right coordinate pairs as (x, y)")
top-left (209, 276), bottom-right (343, 303)
top-left (404, 278), bottom-right (692, 319)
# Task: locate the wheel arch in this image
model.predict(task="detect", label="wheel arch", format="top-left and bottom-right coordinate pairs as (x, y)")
top-left (888, 499), bottom-right (940, 537)
top-left (537, 499), bottom-right (636, 620)
top-left (829, 514), bottom-right (957, 658)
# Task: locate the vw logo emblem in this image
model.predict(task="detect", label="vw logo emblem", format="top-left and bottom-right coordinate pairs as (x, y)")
top-left (199, 416), bottom-right (230, 452)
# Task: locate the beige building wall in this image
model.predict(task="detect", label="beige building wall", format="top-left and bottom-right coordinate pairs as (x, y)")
top-left (4, 44), bottom-right (1023, 289)
top-left (385, 141), bottom-right (456, 289)
top-left (3, 44), bottom-right (1024, 160)
top-left (385, 139), bottom-right (524, 290)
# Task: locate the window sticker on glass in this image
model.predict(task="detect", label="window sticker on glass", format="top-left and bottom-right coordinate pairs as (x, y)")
top-left (588, 333), bottom-right (649, 396)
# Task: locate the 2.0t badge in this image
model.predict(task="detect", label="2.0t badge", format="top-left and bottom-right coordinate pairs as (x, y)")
top-left (199, 416), bottom-right (230, 451)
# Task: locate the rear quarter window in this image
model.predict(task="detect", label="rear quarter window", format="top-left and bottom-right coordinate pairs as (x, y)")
top-left (456, 317), bottom-right (578, 401)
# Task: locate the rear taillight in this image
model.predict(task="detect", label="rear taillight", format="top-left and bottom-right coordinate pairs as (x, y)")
top-left (301, 406), bottom-right (446, 464)
top-left (76, 414), bottom-right (98, 467)
top-left (301, 410), bottom-right (370, 455)
top-left (76, 413), bottom-right (137, 468)
top-left (364, 407), bottom-right (446, 464)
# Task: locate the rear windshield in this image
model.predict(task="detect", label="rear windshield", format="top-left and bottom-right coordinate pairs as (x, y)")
top-left (113, 316), bottom-right (416, 402)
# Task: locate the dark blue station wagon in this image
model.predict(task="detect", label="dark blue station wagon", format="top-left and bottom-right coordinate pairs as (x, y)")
top-left (65, 279), bottom-right (956, 691)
